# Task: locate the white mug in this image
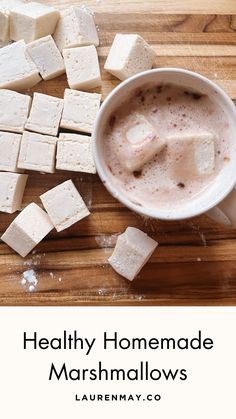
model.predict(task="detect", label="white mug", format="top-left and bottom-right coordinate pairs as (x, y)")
top-left (92, 68), bottom-right (236, 223)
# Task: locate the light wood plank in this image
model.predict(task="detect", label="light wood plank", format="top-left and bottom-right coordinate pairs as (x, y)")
top-left (39, 0), bottom-right (236, 14)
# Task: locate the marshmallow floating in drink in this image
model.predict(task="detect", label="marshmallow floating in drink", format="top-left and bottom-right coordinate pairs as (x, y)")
top-left (115, 113), bottom-right (166, 172)
top-left (168, 132), bottom-right (216, 180)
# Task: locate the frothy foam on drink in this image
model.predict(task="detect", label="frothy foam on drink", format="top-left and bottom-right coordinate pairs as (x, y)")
top-left (103, 84), bottom-right (232, 210)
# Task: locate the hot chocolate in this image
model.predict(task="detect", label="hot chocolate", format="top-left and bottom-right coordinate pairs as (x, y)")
top-left (103, 83), bottom-right (232, 210)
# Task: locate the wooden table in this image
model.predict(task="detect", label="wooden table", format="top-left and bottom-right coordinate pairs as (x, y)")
top-left (1, 0), bottom-right (236, 306)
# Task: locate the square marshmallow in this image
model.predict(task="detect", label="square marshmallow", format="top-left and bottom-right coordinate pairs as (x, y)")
top-left (0, 0), bottom-right (23, 42)
top-left (63, 45), bottom-right (101, 90)
top-left (104, 34), bottom-right (156, 81)
top-left (168, 132), bottom-right (216, 180)
top-left (108, 227), bottom-right (158, 281)
top-left (53, 6), bottom-right (99, 52)
top-left (60, 89), bottom-right (101, 134)
top-left (0, 40), bottom-right (41, 90)
top-left (56, 133), bottom-right (96, 174)
top-left (1, 202), bottom-right (54, 257)
top-left (116, 113), bottom-right (166, 172)
top-left (18, 131), bottom-right (57, 173)
top-left (25, 93), bottom-right (63, 136)
top-left (26, 35), bottom-right (65, 81)
top-left (0, 172), bottom-right (28, 213)
top-left (10, 1), bottom-right (60, 43)
top-left (40, 179), bottom-right (90, 232)
top-left (0, 89), bottom-right (32, 134)
top-left (0, 131), bottom-right (22, 172)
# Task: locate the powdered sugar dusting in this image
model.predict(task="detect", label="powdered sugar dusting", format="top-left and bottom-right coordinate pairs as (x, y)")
top-left (49, 271), bottom-right (63, 283)
top-left (23, 253), bottom-right (44, 267)
top-left (98, 288), bottom-right (106, 296)
top-left (95, 234), bottom-right (120, 248)
top-left (21, 269), bottom-right (38, 292)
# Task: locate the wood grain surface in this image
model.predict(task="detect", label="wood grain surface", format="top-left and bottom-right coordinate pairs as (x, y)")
top-left (1, 0), bottom-right (236, 306)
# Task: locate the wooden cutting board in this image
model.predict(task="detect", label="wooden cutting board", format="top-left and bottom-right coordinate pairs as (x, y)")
top-left (1, 0), bottom-right (236, 306)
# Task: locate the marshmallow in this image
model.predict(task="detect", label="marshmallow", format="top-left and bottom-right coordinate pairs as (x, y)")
top-left (0, 40), bottom-right (41, 91)
top-left (116, 114), bottom-right (166, 172)
top-left (56, 133), bottom-right (96, 174)
top-left (0, 0), bottom-right (23, 42)
top-left (0, 89), bottom-right (32, 134)
top-left (53, 6), bottom-right (99, 52)
top-left (104, 34), bottom-right (156, 81)
top-left (63, 45), bottom-right (101, 90)
top-left (40, 180), bottom-right (90, 232)
top-left (60, 89), bottom-right (101, 134)
top-left (168, 132), bottom-right (216, 179)
top-left (1, 202), bottom-right (54, 257)
top-left (0, 131), bottom-right (22, 172)
top-left (108, 227), bottom-right (158, 281)
top-left (0, 172), bottom-right (28, 213)
top-left (18, 131), bottom-right (57, 174)
top-left (25, 93), bottom-right (64, 137)
top-left (10, 1), bottom-right (60, 43)
top-left (26, 35), bottom-right (65, 81)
